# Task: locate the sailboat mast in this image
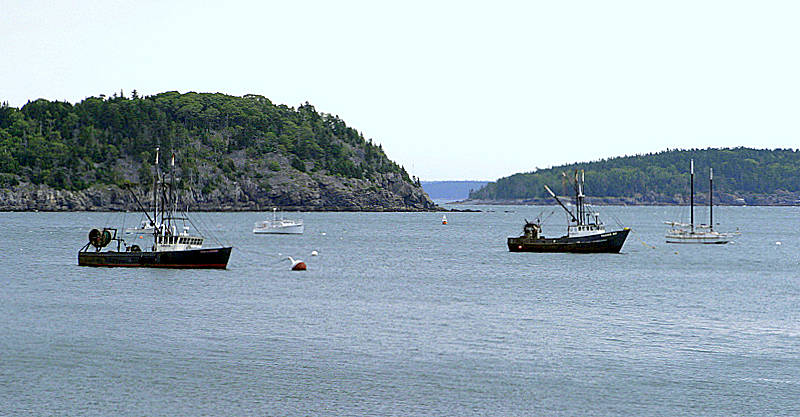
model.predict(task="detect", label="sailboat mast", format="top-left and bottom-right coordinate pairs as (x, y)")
top-left (709, 167), bottom-right (713, 231)
top-left (690, 159), bottom-right (694, 232)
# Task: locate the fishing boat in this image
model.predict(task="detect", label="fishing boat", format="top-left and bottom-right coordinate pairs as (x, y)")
top-left (665, 160), bottom-right (736, 244)
top-left (78, 148), bottom-right (232, 268)
top-left (253, 208), bottom-right (304, 234)
top-left (508, 170), bottom-right (629, 253)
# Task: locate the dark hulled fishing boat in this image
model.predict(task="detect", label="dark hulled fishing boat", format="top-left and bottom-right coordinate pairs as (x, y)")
top-left (508, 170), bottom-right (629, 253)
top-left (78, 148), bottom-right (232, 268)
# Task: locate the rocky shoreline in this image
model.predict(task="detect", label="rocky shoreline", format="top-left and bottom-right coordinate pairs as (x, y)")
top-left (0, 170), bottom-right (440, 212)
top-left (456, 190), bottom-right (800, 206)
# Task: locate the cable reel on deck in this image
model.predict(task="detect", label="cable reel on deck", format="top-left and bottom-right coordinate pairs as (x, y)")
top-left (88, 228), bottom-right (113, 248)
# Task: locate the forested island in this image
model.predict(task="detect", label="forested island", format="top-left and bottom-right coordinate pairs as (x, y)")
top-left (0, 91), bottom-right (435, 211)
top-left (468, 148), bottom-right (800, 205)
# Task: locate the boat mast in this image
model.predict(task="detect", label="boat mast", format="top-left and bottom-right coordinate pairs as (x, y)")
top-left (169, 152), bottom-right (175, 231)
top-left (579, 170), bottom-right (585, 225)
top-left (574, 170), bottom-right (581, 226)
top-left (709, 167), bottom-right (713, 231)
top-left (572, 170), bottom-right (585, 226)
top-left (173, 153), bottom-right (178, 221)
top-left (690, 159), bottom-right (694, 232)
top-left (153, 147), bottom-right (160, 250)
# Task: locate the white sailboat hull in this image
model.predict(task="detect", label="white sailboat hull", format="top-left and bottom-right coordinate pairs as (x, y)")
top-left (665, 230), bottom-right (731, 244)
top-left (665, 236), bottom-right (730, 244)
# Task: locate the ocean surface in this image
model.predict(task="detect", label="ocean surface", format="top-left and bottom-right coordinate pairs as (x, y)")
top-left (2, 205), bottom-right (799, 416)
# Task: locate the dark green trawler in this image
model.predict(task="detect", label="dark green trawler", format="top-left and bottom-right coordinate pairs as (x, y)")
top-left (78, 148), bottom-right (232, 269)
top-left (508, 170), bottom-right (629, 253)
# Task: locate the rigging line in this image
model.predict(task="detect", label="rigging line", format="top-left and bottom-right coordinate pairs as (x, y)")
top-left (103, 210), bottom-right (116, 229)
top-left (608, 212), bottom-right (655, 249)
top-left (204, 212), bottom-right (228, 247)
top-left (196, 214), bottom-right (224, 247)
top-left (186, 211), bottom-right (221, 247)
top-left (630, 228), bottom-right (656, 249)
top-left (542, 209), bottom-right (556, 224)
top-left (234, 246), bottom-right (275, 260)
top-left (609, 212), bottom-right (625, 229)
top-left (189, 210), bottom-right (225, 247)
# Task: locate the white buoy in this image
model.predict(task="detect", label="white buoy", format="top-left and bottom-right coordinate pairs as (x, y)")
top-left (311, 250), bottom-right (319, 256)
top-left (321, 232), bottom-right (327, 236)
top-left (776, 241), bottom-right (782, 245)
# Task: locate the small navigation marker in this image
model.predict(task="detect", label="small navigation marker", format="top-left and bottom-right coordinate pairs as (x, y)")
top-left (442, 214), bottom-right (448, 225)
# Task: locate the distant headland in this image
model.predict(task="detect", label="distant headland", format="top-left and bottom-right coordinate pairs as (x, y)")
top-left (463, 147), bottom-right (800, 206)
top-left (421, 181), bottom-right (489, 203)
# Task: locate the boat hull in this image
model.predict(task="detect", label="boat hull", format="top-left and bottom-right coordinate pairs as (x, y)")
top-left (665, 235), bottom-right (729, 244)
top-left (508, 228), bottom-right (630, 253)
top-left (253, 225), bottom-right (304, 234)
top-left (78, 247), bottom-right (232, 269)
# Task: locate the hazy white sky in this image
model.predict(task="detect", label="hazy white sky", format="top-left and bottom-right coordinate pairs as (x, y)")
top-left (2, 1), bottom-right (799, 180)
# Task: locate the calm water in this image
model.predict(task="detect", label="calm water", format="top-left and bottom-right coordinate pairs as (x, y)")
top-left (2, 206), bottom-right (799, 416)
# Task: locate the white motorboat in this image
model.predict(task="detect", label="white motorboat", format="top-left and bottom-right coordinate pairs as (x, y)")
top-left (253, 208), bottom-right (304, 234)
top-left (125, 218), bottom-right (157, 234)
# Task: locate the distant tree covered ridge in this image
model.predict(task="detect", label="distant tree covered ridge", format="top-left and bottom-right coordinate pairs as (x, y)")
top-left (469, 148), bottom-right (800, 202)
top-left (0, 91), bottom-right (434, 210)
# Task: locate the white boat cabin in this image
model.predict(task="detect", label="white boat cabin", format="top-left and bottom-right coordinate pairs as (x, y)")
top-left (567, 223), bottom-right (606, 237)
top-left (154, 226), bottom-right (204, 251)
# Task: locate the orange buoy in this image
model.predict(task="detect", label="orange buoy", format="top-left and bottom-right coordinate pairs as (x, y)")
top-left (287, 256), bottom-right (307, 271)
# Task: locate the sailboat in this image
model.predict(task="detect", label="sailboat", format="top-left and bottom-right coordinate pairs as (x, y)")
top-left (78, 148), bottom-right (232, 268)
top-left (665, 159), bottom-right (736, 244)
top-left (508, 170), bottom-right (630, 253)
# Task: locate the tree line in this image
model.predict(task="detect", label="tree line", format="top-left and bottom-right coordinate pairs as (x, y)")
top-left (469, 148), bottom-right (800, 200)
top-left (0, 91), bottom-right (412, 191)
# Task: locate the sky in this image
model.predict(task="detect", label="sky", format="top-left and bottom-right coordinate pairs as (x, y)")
top-left (2, 1), bottom-right (799, 181)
